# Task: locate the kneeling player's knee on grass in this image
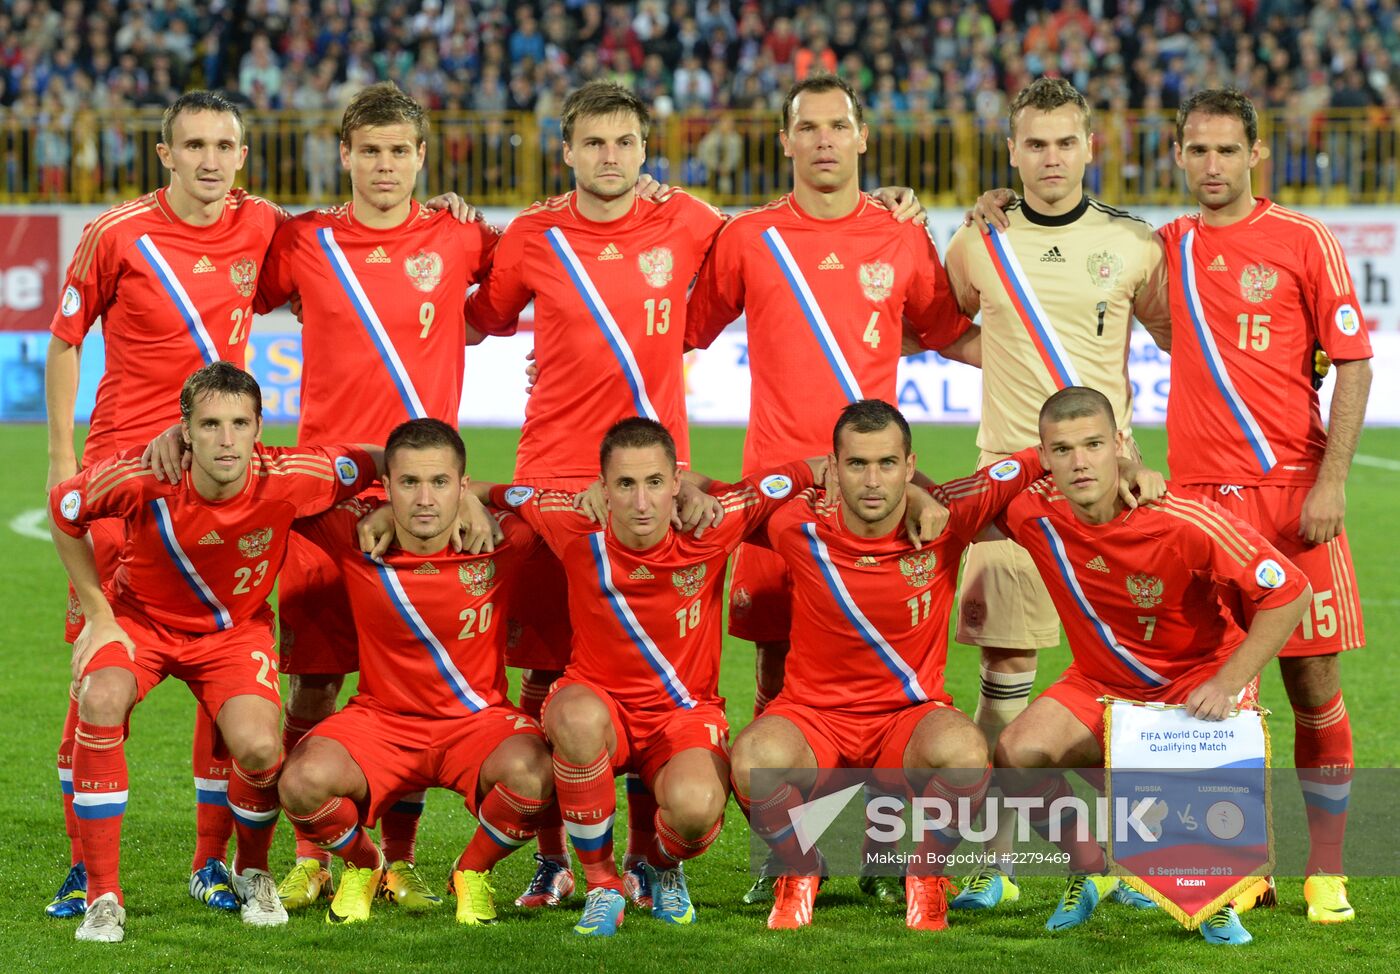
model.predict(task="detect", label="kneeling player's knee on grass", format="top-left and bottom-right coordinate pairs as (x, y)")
top-left (77, 668), bottom-right (136, 723)
top-left (497, 737), bottom-right (556, 799)
top-left (231, 728), bottom-right (282, 771)
top-left (663, 783), bottom-right (727, 838)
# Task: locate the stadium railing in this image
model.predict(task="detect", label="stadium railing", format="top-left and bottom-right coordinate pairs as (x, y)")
top-left (1, 108), bottom-right (1395, 207)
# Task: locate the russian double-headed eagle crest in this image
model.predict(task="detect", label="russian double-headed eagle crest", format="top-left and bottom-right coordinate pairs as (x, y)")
top-left (672, 564), bottom-right (707, 597)
top-left (404, 250), bottom-right (443, 292)
top-left (898, 552), bottom-right (936, 587)
top-left (1125, 572), bottom-right (1164, 609)
top-left (459, 560), bottom-right (496, 596)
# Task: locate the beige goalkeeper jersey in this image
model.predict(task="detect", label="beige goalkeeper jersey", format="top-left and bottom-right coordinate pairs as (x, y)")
top-left (944, 196), bottom-right (1170, 455)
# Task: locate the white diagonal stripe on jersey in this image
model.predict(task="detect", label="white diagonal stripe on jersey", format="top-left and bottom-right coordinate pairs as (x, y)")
top-left (374, 560), bottom-right (489, 712)
top-left (589, 533), bottom-right (696, 708)
top-left (985, 227), bottom-right (1081, 388)
top-left (134, 234), bottom-right (220, 365)
top-left (545, 227), bottom-right (660, 421)
top-left (1036, 517), bottom-right (1166, 687)
top-left (316, 228), bottom-right (428, 419)
top-left (761, 227), bottom-right (864, 403)
top-left (1180, 229), bottom-right (1277, 474)
top-left (151, 498), bottom-right (233, 630)
top-left (801, 522), bottom-right (928, 703)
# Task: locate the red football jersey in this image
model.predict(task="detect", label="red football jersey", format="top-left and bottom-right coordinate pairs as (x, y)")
top-left (1157, 200), bottom-right (1374, 486)
top-left (256, 201), bottom-right (499, 444)
top-left (686, 193), bottom-right (971, 475)
top-left (51, 444), bottom-right (377, 634)
top-left (761, 448), bottom-right (1043, 714)
top-left (50, 187), bottom-right (287, 464)
top-left (294, 498), bottom-right (538, 717)
top-left (491, 462), bottom-right (813, 709)
top-left (465, 190), bottom-right (725, 480)
top-left (1000, 483), bottom-right (1308, 693)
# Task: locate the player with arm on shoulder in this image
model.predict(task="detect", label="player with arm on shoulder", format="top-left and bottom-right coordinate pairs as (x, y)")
top-left (474, 419), bottom-right (821, 936)
top-left (1155, 88), bottom-right (1372, 923)
top-left (729, 399), bottom-right (1068, 932)
top-left (279, 419), bottom-right (553, 926)
top-left (992, 387), bottom-right (1309, 945)
top-left (253, 82), bottom-right (501, 910)
top-left (937, 77), bottom-right (1173, 910)
top-left (42, 90), bottom-right (289, 920)
top-left (463, 81), bottom-right (736, 904)
top-left (685, 75), bottom-right (975, 902)
top-left (49, 363), bottom-right (382, 943)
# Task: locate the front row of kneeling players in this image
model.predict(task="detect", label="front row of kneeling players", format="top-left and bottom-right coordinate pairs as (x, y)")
top-left (50, 363), bottom-right (1307, 943)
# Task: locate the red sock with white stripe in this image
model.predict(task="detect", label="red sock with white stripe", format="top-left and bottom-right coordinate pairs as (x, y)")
top-left (554, 751), bottom-right (621, 891)
top-left (624, 774), bottom-right (659, 869)
top-left (229, 756), bottom-right (282, 874)
top-left (735, 784), bottom-right (822, 874)
top-left (380, 790), bottom-right (425, 863)
top-left (191, 708), bottom-right (233, 871)
top-left (911, 767), bottom-right (992, 876)
top-left (57, 690), bottom-right (82, 866)
top-left (459, 784), bottom-right (550, 871)
top-left (1295, 690), bottom-right (1353, 875)
top-left (651, 810), bottom-right (722, 868)
top-left (285, 797), bottom-right (382, 869)
top-left (72, 720), bottom-right (128, 904)
top-left (518, 681), bottom-right (570, 865)
top-left (282, 714), bottom-right (330, 866)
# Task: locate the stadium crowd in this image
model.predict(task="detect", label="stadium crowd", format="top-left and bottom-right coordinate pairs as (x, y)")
top-left (2, 0), bottom-right (1399, 122)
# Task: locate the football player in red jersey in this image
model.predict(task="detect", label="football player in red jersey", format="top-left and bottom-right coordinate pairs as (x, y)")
top-left (687, 73), bottom-right (980, 903)
top-left (254, 82), bottom-right (500, 911)
top-left (477, 419), bottom-right (825, 936)
top-left (1156, 90), bottom-right (1371, 923)
top-left (279, 419), bottom-right (554, 926)
top-left (49, 363), bottom-right (382, 943)
top-left (43, 90), bottom-right (289, 921)
top-left (993, 386), bottom-right (1309, 944)
top-left (729, 400), bottom-right (1039, 933)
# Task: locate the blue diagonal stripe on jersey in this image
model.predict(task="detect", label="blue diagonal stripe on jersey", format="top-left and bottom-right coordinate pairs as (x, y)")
top-left (801, 523), bottom-right (928, 703)
top-left (373, 559), bottom-right (489, 712)
top-left (761, 227), bottom-right (864, 403)
top-left (316, 228), bottom-right (428, 419)
top-left (986, 227), bottom-right (1081, 388)
top-left (150, 498), bottom-right (232, 630)
top-left (545, 227), bottom-right (660, 420)
top-left (588, 533), bottom-right (696, 708)
top-left (134, 234), bottom-right (220, 365)
top-left (1035, 518), bottom-right (1166, 687)
top-left (1179, 230), bottom-right (1277, 474)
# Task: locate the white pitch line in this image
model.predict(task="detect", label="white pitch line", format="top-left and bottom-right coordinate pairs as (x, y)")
top-left (8, 508), bottom-right (52, 542)
top-left (1355, 453), bottom-right (1400, 472)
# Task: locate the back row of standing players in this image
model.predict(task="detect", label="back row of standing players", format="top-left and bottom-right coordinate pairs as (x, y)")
top-left (43, 72), bottom-right (1370, 935)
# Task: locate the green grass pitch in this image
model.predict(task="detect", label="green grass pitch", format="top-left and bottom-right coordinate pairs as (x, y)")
top-left (2, 422), bottom-right (1398, 973)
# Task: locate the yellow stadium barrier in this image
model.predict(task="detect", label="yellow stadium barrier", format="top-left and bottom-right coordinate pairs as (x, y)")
top-left (0, 108), bottom-right (1395, 207)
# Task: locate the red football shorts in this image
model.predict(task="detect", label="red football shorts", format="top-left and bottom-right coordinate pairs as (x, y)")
top-left (543, 676), bottom-right (729, 788)
top-left (759, 697), bottom-right (956, 769)
top-left (278, 532), bottom-right (359, 675)
top-left (64, 518), bottom-right (125, 644)
top-left (1182, 483), bottom-right (1364, 656)
top-left (503, 477), bottom-right (581, 671)
top-left (727, 542), bottom-right (792, 643)
top-left (82, 604), bottom-right (282, 739)
top-left (1041, 663), bottom-right (1232, 749)
top-left (308, 702), bottom-right (544, 826)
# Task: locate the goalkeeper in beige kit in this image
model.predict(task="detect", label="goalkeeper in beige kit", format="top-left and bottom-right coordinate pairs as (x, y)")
top-left (940, 78), bottom-right (1172, 909)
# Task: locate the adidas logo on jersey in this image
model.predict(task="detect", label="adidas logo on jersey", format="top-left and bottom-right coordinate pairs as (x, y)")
top-left (193, 255), bottom-right (216, 274)
top-left (1086, 555), bottom-right (1109, 573)
top-left (198, 530), bottom-right (223, 545)
top-left (629, 565), bottom-right (655, 580)
top-left (366, 246), bottom-right (391, 263)
top-left (598, 243), bottom-right (623, 260)
top-left (1208, 254), bottom-right (1230, 272)
top-left (854, 556), bottom-right (878, 567)
top-left (413, 562), bottom-right (440, 575)
top-left (818, 252), bottom-right (844, 270)
top-left (1041, 246), bottom-right (1066, 263)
